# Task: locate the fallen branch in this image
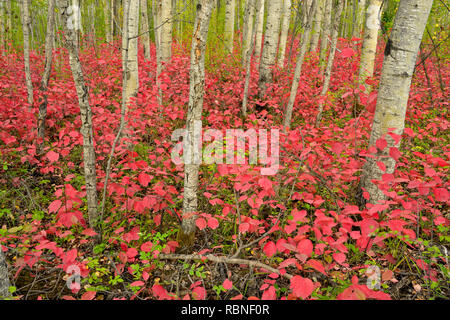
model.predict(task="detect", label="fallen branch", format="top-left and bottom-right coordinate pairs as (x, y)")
top-left (158, 253), bottom-right (293, 280)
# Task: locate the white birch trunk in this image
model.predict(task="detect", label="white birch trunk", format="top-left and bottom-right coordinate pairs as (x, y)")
top-left (242, 0), bottom-right (256, 65)
top-left (58, 0), bottom-right (99, 231)
top-left (37, 0), bottom-right (56, 155)
top-left (319, 0), bottom-right (332, 73)
top-left (224, 0), bottom-right (235, 52)
top-left (104, 0), bottom-right (112, 43)
top-left (315, 0), bottom-right (344, 126)
top-left (140, 0), bottom-right (151, 60)
top-left (160, 0), bottom-right (173, 63)
top-left (358, 0), bottom-right (382, 91)
top-left (179, 0), bottom-right (215, 250)
top-left (123, 0), bottom-right (140, 106)
top-left (0, 246), bottom-right (11, 298)
top-left (254, 0), bottom-right (264, 58)
top-left (242, 0), bottom-right (260, 115)
top-left (153, 0), bottom-right (163, 105)
top-left (360, 0), bottom-right (433, 204)
top-left (309, 0), bottom-right (323, 52)
top-left (22, 0), bottom-right (34, 107)
top-left (283, 0), bottom-right (317, 128)
top-left (277, 0), bottom-right (292, 67)
top-left (257, 0), bottom-right (282, 99)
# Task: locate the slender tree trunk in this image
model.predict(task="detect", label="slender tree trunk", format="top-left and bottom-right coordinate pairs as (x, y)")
top-left (6, 0), bottom-right (12, 50)
top-left (358, 0), bottom-right (382, 93)
top-left (160, 0), bottom-right (173, 63)
top-left (0, 247), bottom-right (11, 298)
top-left (283, 0), bottom-right (317, 128)
top-left (37, 0), bottom-right (56, 155)
top-left (287, 0), bottom-right (300, 63)
top-left (258, 0), bottom-right (283, 99)
top-left (315, 0), bottom-right (344, 126)
top-left (224, 0), bottom-right (235, 52)
top-left (309, 0), bottom-right (323, 52)
top-left (277, 0), bottom-right (292, 67)
top-left (301, 0), bottom-right (312, 27)
top-left (104, 0), bottom-right (112, 43)
top-left (359, 0), bottom-right (433, 205)
top-left (123, 0), bottom-right (140, 106)
top-left (57, 0), bottom-right (99, 232)
top-left (22, 0), bottom-right (34, 108)
top-left (355, 0), bottom-right (366, 37)
top-left (242, 0), bottom-right (256, 65)
top-left (0, 1), bottom-right (4, 54)
top-left (73, 0), bottom-right (82, 45)
top-left (242, 0), bottom-right (260, 116)
top-left (319, 0), bottom-right (332, 73)
top-left (153, 0), bottom-right (163, 105)
top-left (254, 0), bottom-right (264, 58)
top-left (178, 0), bottom-right (215, 251)
top-left (140, 0), bottom-right (151, 60)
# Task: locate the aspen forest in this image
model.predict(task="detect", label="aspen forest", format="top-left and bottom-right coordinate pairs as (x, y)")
top-left (0, 0), bottom-right (449, 303)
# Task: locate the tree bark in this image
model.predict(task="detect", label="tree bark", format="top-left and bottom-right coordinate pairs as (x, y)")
top-left (224, 0), bottom-right (235, 52)
top-left (315, 0), bottom-right (344, 126)
top-left (359, 0), bottom-right (433, 205)
top-left (178, 0), bottom-right (215, 251)
top-left (153, 0), bottom-right (163, 105)
top-left (319, 0), bottom-right (332, 74)
top-left (104, 0), bottom-right (113, 43)
top-left (0, 1), bottom-right (5, 54)
top-left (283, 0), bottom-right (317, 128)
top-left (242, 0), bottom-right (260, 116)
top-left (253, 0), bottom-right (264, 59)
top-left (309, 0), bottom-right (323, 53)
top-left (358, 0), bottom-right (382, 92)
top-left (22, 0), bottom-right (34, 108)
top-left (57, 0), bottom-right (99, 232)
top-left (0, 247), bottom-right (11, 298)
top-left (140, 0), bottom-right (151, 60)
top-left (242, 0), bottom-right (256, 65)
top-left (278, 0), bottom-right (292, 67)
top-left (257, 0), bottom-right (282, 99)
top-left (123, 0), bottom-right (140, 106)
top-left (160, 0), bottom-right (173, 63)
top-left (37, 0), bottom-right (56, 155)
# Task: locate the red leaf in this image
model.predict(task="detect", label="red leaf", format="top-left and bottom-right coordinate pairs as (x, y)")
top-left (81, 291), bottom-right (96, 300)
top-left (341, 48), bottom-right (355, 58)
top-left (434, 188), bottom-right (449, 202)
top-left (261, 286), bottom-right (276, 300)
top-left (46, 150), bottom-right (59, 163)
top-left (195, 218), bottom-right (207, 230)
top-left (223, 279), bottom-right (233, 290)
top-left (263, 241), bottom-right (277, 258)
top-left (192, 286), bottom-right (206, 300)
top-left (138, 172), bottom-right (152, 187)
top-left (126, 247), bottom-right (138, 258)
top-left (207, 217), bottom-right (219, 230)
top-left (375, 138), bottom-right (387, 151)
top-left (389, 147), bottom-right (401, 161)
top-left (81, 228), bottom-right (98, 237)
top-left (305, 259), bottom-right (327, 276)
top-left (377, 161), bottom-right (386, 172)
top-left (239, 222), bottom-right (250, 233)
top-left (333, 252), bottom-right (346, 264)
top-left (140, 241), bottom-right (153, 253)
top-left (49, 199), bottom-right (62, 213)
top-left (297, 239), bottom-right (313, 258)
top-left (290, 276), bottom-right (314, 299)
top-left (130, 281), bottom-right (145, 287)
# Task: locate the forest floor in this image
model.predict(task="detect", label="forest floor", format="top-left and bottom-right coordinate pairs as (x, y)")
top-left (0, 37), bottom-right (448, 300)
